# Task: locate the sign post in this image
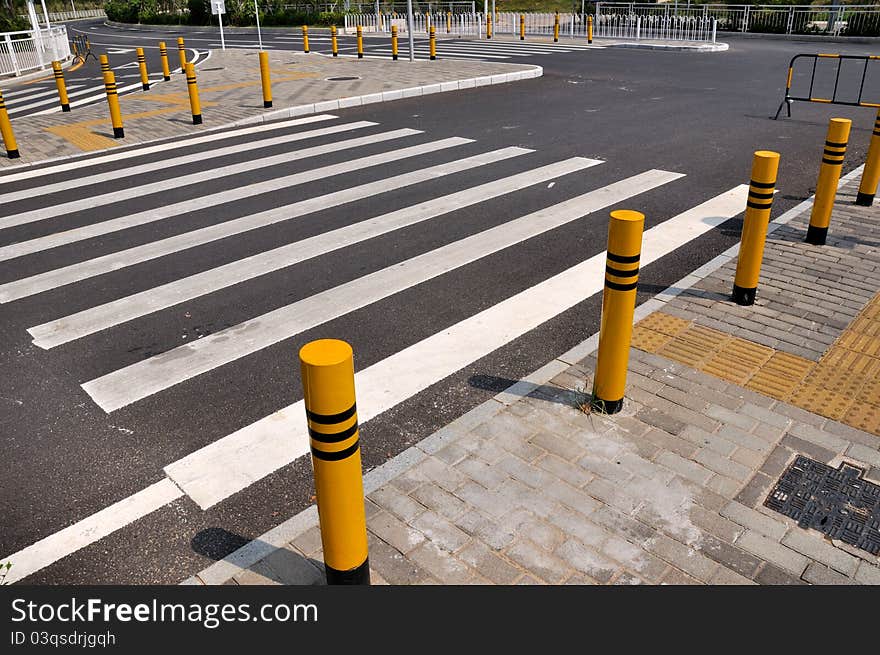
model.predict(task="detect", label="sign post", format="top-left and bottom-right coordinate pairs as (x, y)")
top-left (254, 0), bottom-right (263, 50)
top-left (211, 0), bottom-right (226, 51)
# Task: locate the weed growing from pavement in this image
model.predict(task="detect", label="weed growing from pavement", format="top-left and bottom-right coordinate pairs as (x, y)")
top-left (0, 562), bottom-right (11, 585)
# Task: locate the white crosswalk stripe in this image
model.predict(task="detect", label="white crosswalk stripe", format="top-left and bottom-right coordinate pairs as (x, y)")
top-left (0, 112), bottom-right (753, 578)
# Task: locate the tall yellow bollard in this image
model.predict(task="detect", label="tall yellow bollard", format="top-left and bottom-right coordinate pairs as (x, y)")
top-left (0, 90), bottom-right (20, 158)
top-left (430, 26), bottom-right (437, 60)
top-left (554, 13), bottom-right (560, 42)
top-left (520, 13), bottom-right (525, 40)
top-left (357, 25), bottom-right (364, 59)
top-left (732, 151), bottom-right (781, 306)
top-left (52, 61), bottom-right (71, 112)
top-left (302, 25), bottom-right (310, 53)
top-left (259, 51), bottom-right (272, 108)
top-left (487, 13), bottom-right (492, 39)
top-left (855, 109), bottom-right (880, 206)
top-left (591, 210), bottom-right (645, 414)
top-left (330, 25), bottom-right (339, 57)
top-left (391, 25), bottom-right (398, 60)
top-left (299, 339), bottom-right (370, 586)
top-left (425, 12), bottom-right (430, 34)
top-left (185, 62), bottom-right (202, 125)
top-left (177, 36), bottom-right (187, 72)
top-left (588, 15), bottom-right (593, 43)
top-left (158, 41), bottom-right (171, 80)
top-left (806, 117), bottom-right (851, 245)
top-left (136, 47), bottom-right (150, 91)
top-left (447, 11), bottom-right (451, 33)
top-left (102, 71), bottom-right (124, 139)
top-left (99, 53), bottom-right (110, 74)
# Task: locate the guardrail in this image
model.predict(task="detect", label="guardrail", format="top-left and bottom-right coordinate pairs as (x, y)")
top-left (1, 26), bottom-right (72, 77)
top-left (774, 53), bottom-right (880, 119)
top-left (18, 8), bottom-right (106, 23)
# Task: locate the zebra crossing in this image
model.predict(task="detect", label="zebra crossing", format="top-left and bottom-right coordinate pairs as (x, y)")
top-left (0, 111), bottom-right (750, 581)
top-left (354, 37), bottom-right (605, 61)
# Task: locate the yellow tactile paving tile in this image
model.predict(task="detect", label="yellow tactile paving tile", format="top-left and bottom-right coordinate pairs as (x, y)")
top-left (635, 312), bottom-right (690, 337)
top-left (630, 326), bottom-right (671, 353)
top-left (787, 384), bottom-right (853, 421)
top-left (844, 402), bottom-right (880, 434)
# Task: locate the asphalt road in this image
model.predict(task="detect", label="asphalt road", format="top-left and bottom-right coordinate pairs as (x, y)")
top-left (1, 22), bottom-right (878, 584)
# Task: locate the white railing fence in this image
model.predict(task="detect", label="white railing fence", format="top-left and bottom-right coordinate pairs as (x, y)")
top-left (18, 8), bottom-right (106, 23)
top-left (1, 26), bottom-right (72, 77)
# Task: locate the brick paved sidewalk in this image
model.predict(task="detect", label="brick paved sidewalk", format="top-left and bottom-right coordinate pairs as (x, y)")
top-left (188, 168), bottom-right (880, 586)
top-left (0, 49), bottom-right (540, 168)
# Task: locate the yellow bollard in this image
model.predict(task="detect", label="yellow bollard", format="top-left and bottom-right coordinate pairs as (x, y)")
top-left (185, 62), bottom-right (202, 125)
top-left (299, 339), bottom-right (370, 586)
top-left (177, 36), bottom-right (187, 72)
top-left (732, 151), bottom-right (781, 306)
top-left (520, 14), bottom-right (525, 40)
top-left (591, 210), bottom-right (645, 414)
top-left (102, 71), bottom-right (124, 139)
top-left (806, 117), bottom-right (851, 245)
top-left (302, 25), bottom-right (310, 53)
top-left (425, 12), bottom-right (430, 34)
top-left (357, 25), bottom-right (364, 59)
top-left (430, 26), bottom-right (436, 60)
top-left (158, 41), bottom-right (171, 81)
top-left (855, 109), bottom-right (880, 206)
top-left (487, 13), bottom-right (492, 39)
top-left (52, 61), bottom-right (71, 112)
top-left (391, 25), bottom-right (398, 60)
top-left (331, 25), bottom-right (339, 57)
top-left (99, 53), bottom-right (110, 74)
top-left (554, 13), bottom-right (560, 42)
top-left (447, 11), bottom-right (451, 33)
top-left (0, 90), bottom-right (20, 158)
top-left (136, 47), bottom-right (150, 91)
top-left (588, 15), bottom-right (593, 43)
top-left (258, 51), bottom-right (272, 108)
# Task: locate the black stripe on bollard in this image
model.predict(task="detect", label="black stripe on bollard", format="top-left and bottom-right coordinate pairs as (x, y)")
top-left (7, 148), bottom-right (20, 159)
top-left (306, 403), bottom-right (357, 424)
top-left (856, 191), bottom-right (875, 205)
top-left (732, 284), bottom-right (756, 306)
top-left (113, 127), bottom-right (124, 138)
top-left (61, 103), bottom-right (70, 112)
top-left (308, 422), bottom-right (359, 444)
top-left (805, 225), bottom-right (828, 245)
top-left (325, 559), bottom-right (371, 585)
top-left (192, 114), bottom-right (202, 125)
top-left (310, 439), bottom-right (360, 461)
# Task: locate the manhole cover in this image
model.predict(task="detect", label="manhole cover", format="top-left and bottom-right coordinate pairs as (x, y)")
top-left (326, 76), bottom-right (360, 81)
top-left (765, 455), bottom-right (880, 555)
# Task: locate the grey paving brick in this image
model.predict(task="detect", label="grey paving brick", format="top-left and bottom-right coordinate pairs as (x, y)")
top-left (710, 567), bottom-right (757, 585)
top-left (688, 505), bottom-right (744, 543)
top-left (505, 538), bottom-right (572, 584)
top-left (410, 510), bottom-right (471, 553)
top-left (367, 485), bottom-right (427, 523)
top-left (781, 529), bottom-right (860, 576)
top-left (617, 450), bottom-right (676, 484)
top-left (412, 456), bottom-right (469, 492)
top-left (457, 540), bottom-right (522, 585)
top-left (698, 533), bottom-right (763, 578)
top-left (656, 384), bottom-right (709, 413)
top-left (577, 454), bottom-right (633, 485)
top-left (497, 454), bottom-right (556, 489)
top-left (759, 444), bottom-right (797, 479)
top-left (433, 441), bottom-right (471, 466)
top-left (291, 525), bottom-right (323, 557)
top-left (787, 423), bottom-right (849, 453)
top-left (655, 451), bottom-right (713, 485)
top-left (735, 472), bottom-right (774, 507)
top-left (735, 531), bottom-right (808, 575)
top-left (706, 404), bottom-right (759, 432)
top-left (408, 541), bottom-right (474, 584)
top-left (720, 500), bottom-right (789, 539)
top-left (369, 511), bottom-right (427, 555)
top-left (754, 561), bottom-right (807, 585)
top-left (590, 504), bottom-right (656, 547)
top-left (583, 477), bottom-right (640, 515)
top-left (822, 419), bottom-right (880, 447)
top-left (717, 424), bottom-right (772, 453)
top-left (846, 443), bottom-right (880, 468)
top-left (731, 446), bottom-right (766, 470)
top-left (680, 425), bottom-right (737, 457)
top-left (802, 563), bottom-right (856, 585)
top-left (660, 568), bottom-right (703, 585)
top-left (554, 540), bottom-right (620, 583)
top-left (644, 534), bottom-right (719, 582)
top-left (695, 448), bottom-right (753, 482)
top-left (774, 403), bottom-right (827, 427)
top-left (411, 483), bottom-right (469, 521)
top-left (453, 482), bottom-right (512, 520)
top-left (545, 505), bottom-right (609, 549)
top-left (502, 512), bottom-right (566, 552)
top-left (454, 510), bottom-right (515, 550)
top-left (529, 430), bottom-right (586, 462)
top-left (496, 478), bottom-right (558, 518)
top-left (454, 456), bottom-right (509, 490)
top-left (752, 420), bottom-right (789, 442)
top-left (780, 434), bottom-right (838, 464)
top-left (366, 535), bottom-right (436, 585)
top-left (641, 427), bottom-right (699, 458)
top-left (536, 453), bottom-right (594, 488)
top-left (854, 561), bottom-right (880, 585)
top-left (601, 537), bottom-right (670, 583)
top-left (635, 406), bottom-right (686, 435)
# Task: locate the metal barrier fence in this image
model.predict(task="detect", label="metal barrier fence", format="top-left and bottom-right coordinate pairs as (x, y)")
top-left (18, 8), bottom-right (106, 23)
top-left (1, 26), bottom-right (72, 77)
top-left (774, 53), bottom-right (880, 119)
top-left (594, 8), bottom-right (716, 42)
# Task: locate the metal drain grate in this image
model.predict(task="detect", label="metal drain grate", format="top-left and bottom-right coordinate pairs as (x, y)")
top-left (765, 455), bottom-right (880, 555)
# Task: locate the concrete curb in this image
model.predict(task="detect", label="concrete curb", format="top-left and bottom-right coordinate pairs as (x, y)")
top-left (185, 163), bottom-right (866, 586)
top-left (606, 41), bottom-right (729, 52)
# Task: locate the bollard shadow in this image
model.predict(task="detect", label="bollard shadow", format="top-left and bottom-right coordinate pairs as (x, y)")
top-left (468, 373), bottom-right (589, 408)
top-left (191, 527), bottom-right (326, 585)
top-left (166, 117), bottom-right (200, 125)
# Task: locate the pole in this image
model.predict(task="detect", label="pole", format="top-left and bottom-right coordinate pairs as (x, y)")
top-left (407, 0), bottom-right (415, 62)
top-left (40, 0), bottom-right (50, 28)
top-left (218, 10), bottom-right (226, 50)
top-left (255, 0), bottom-right (262, 50)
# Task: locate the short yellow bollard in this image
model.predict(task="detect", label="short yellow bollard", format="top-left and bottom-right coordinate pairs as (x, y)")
top-left (177, 36), bottom-right (187, 72)
top-left (330, 25), bottom-right (338, 57)
top-left (185, 62), bottom-right (202, 125)
top-left (299, 339), bottom-right (370, 586)
top-left (486, 13), bottom-right (492, 39)
top-left (102, 71), bottom-right (124, 139)
top-left (302, 25), bottom-right (310, 53)
top-left (136, 47), bottom-right (150, 91)
top-left (259, 51), bottom-right (272, 108)
top-left (391, 25), bottom-right (398, 60)
top-left (806, 117), bottom-right (851, 245)
top-left (430, 26), bottom-right (436, 60)
top-left (856, 109), bottom-right (880, 206)
top-left (357, 25), bottom-right (364, 59)
top-left (520, 14), bottom-right (525, 40)
top-left (425, 12), bottom-right (430, 34)
top-left (447, 11), bottom-right (451, 33)
top-left (591, 210), bottom-right (645, 414)
top-left (52, 61), bottom-right (70, 112)
top-left (0, 90), bottom-right (20, 158)
top-left (554, 13), bottom-right (560, 42)
top-left (158, 41), bottom-right (171, 80)
top-left (99, 53), bottom-right (110, 74)
top-left (588, 15), bottom-right (593, 43)
top-left (732, 151), bottom-right (781, 306)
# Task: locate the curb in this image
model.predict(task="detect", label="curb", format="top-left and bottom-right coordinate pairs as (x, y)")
top-left (606, 41), bottom-right (729, 52)
top-left (186, 163), bottom-right (866, 586)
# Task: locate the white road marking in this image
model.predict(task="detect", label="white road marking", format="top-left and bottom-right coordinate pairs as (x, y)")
top-left (0, 138), bottom-right (483, 302)
top-left (0, 479), bottom-right (183, 585)
top-left (0, 128), bottom-right (424, 253)
top-left (0, 118), bottom-right (369, 204)
top-left (81, 169), bottom-right (681, 413)
top-left (0, 114), bottom-right (338, 185)
top-left (165, 184), bottom-right (750, 509)
top-left (31, 157), bottom-right (598, 348)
